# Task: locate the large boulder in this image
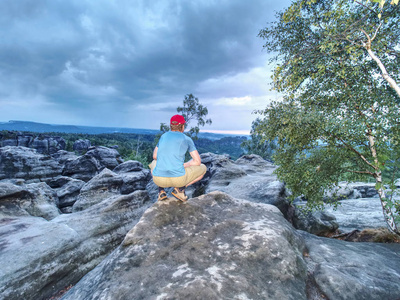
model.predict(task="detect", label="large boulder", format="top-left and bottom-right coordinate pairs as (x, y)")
top-left (63, 192), bottom-right (309, 300)
top-left (323, 197), bottom-right (387, 232)
top-left (201, 153), bottom-right (290, 215)
top-left (0, 180), bottom-right (60, 220)
top-left (31, 136), bottom-right (66, 155)
top-left (72, 139), bottom-right (91, 154)
top-left (72, 164), bottom-right (150, 212)
top-left (300, 231), bottom-right (400, 299)
top-left (62, 146), bottom-right (123, 181)
top-left (62, 192), bottom-right (400, 300)
top-left (0, 189), bottom-right (152, 300)
top-left (324, 182), bottom-right (378, 200)
top-left (292, 209), bottom-right (339, 236)
top-left (47, 176), bottom-right (85, 212)
top-left (0, 146), bottom-right (63, 183)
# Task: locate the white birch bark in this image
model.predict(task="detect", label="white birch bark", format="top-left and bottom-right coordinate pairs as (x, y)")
top-left (366, 48), bottom-right (400, 98)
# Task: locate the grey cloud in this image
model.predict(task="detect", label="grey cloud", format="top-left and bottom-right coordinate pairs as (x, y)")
top-left (0, 0), bottom-right (290, 130)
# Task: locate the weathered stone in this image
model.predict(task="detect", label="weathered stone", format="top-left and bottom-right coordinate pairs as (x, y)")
top-left (0, 181), bottom-right (60, 220)
top-left (1, 139), bottom-right (17, 147)
top-left (63, 192), bottom-right (309, 300)
top-left (73, 167), bottom-right (150, 212)
top-left (62, 154), bottom-right (103, 182)
top-left (325, 182), bottom-right (378, 200)
top-left (51, 150), bottom-right (78, 165)
top-left (301, 231), bottom-right (400, 299)
top-left (85, 146), bottom-right (123, 170)
top-left (0, 190), bottom-right (152, 300)
top-left (324, 197), bottom-right (387, 232)
top-left (50, 177), bottom-right (85, 209)
top-left (62, 192), bottom-right (400, 300)
top-left (0, 146), bottom-right (63, 183)
top-left (73, 139), bottom-right (91, 154)
top-left (16, 135), bottom-right (33, 147)
top-left (113, 160), bottom-right (144, 173)
top-left (62, 146), bottom-right (123, 182)
top-left (292, 208), bottom-right (339, 236)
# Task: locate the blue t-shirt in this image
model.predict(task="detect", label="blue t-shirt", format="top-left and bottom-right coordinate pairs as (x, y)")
top-left (153, 131), bottom-right (197, 177)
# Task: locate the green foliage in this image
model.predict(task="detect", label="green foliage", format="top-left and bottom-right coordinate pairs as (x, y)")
top-left (195, 136), bottom-right (247, 160)
top-left (159, 93), bottom-right (212, 140)
top-left (257, 0), bottom-right (400, 230)
top-left (241, 118), bottom-right (277, 161)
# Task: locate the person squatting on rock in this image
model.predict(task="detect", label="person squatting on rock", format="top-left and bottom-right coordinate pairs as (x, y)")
top-left (149, 114), bottom-right (207, 202)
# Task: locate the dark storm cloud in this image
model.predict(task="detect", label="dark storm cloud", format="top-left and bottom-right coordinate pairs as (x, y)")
top-left (0, 0), bottom-right (289, 129)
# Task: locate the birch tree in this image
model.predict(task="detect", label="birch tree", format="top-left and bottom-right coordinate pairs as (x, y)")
top-left (257, 0), bottom-right (400, 233)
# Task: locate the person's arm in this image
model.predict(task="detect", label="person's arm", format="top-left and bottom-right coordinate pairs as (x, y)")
top-left (184, 150), bottom-right (201, 168)
top-left (153, 146), bottom-right (158, 160)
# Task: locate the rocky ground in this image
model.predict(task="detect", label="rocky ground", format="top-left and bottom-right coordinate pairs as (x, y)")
top-left (0, 146), bottom-right (399, 300)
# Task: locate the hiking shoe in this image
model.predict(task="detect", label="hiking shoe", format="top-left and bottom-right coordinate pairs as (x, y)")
top-left (172, 187), bottom-right (188, 202)
top-left (158, 191), bottom-right (168, 201)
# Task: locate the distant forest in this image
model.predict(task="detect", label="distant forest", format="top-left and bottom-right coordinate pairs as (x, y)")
top-left (0, 130), bottom-right (247, 165)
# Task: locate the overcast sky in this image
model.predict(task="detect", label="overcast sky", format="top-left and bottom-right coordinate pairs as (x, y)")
top-left (0, 0), bottom-right (290, 134)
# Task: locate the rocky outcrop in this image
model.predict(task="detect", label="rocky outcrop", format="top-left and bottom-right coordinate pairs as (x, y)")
top-left (0, 133), bottom-right (66, 154)
top-left (62, 192), bottom-right (400, 300)
top-left (72, 139), bottom-right (91, 154)
top-left (62, 146), bottom-right (123, 181)
top-left (292, 209), bottom-right (339, 236)
top-left (1, 147), bottom-right (398, 300)
top-left (47, 176), bottom-right (85, 213)
top-left (0, 145), bottom-right (124, 184)
top-left (0, 180), bottom-right (60, 220)
top-left (323, 197), bottom-right (387, 232)
top-left (324, 182), bottom-right (378, 200)
top-left (146, 153), bottom-right (338, 236)
top-left (0, 190), bottom-right (152, 300)
top-left (72, 166), bottom-right (150, 212)
top-left (0, 152), bottom-right (153, 300)
top-left (0, 146), bottom-right (64, 183)
top-left (63, 192), bottom-right (309, 300)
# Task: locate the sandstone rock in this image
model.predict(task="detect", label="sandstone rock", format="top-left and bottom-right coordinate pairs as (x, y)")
top-left (324, 182), bottom-right (378, 200)
top-left (300, 231), bottom-right (400, 299)
top-left (62, 192), bottom-right (400, 300)
top-left (86, 146), bottom-right (123, 170)
top-left (31, 136), bottom-right (66, 155)
top-left (0, 181), bottom-right (60, 220)
top-left (16, 135), bottom-right (34, 147)
top-left (51, 150), bottom-right (78, 165)
top-left (203, 154), bottom-right (289, 213)
top-left (292, 208), bottom-right (339, 236)
top-left (113, 160), bottom-right (144, 173)
top-left (0, 146), bottom-right (63, 183)
top-left (62, 146), bottom-right (123, 182)
top-left (62, 154), bottom-right (102, 182)
top-left (0, 190), bottom-right (152, 300)
top-left (73, 139), bottom-right (91, 154)
top-left (324, 197), bottom-right (387, 232)
top-left (47, 176), bottom-right (85, 209)
top-left (1, 139), bottom-right (17, 147)
top-left (73, 167), bottom-right (150, 212)
top-left (63, 192), bottom-right (309, 300)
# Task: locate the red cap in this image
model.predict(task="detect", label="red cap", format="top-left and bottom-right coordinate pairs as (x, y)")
top-left (170, 114), bottom-right (186, 125)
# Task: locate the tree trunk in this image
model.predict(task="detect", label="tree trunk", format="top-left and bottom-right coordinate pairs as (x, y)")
top-left (366, 48), bottom-right (400, 98)
top-left (376, 175), bottom-right (399, 234)
top-left (367, 132), bottom-right (399, 234)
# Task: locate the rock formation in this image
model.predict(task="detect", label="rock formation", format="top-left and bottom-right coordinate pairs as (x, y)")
top-left (0, 132), bottom-right (66, 154)
top-left (62, 192), bottom-right (400, 300)
top-left (0, 146), bottom-right (398, 300)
